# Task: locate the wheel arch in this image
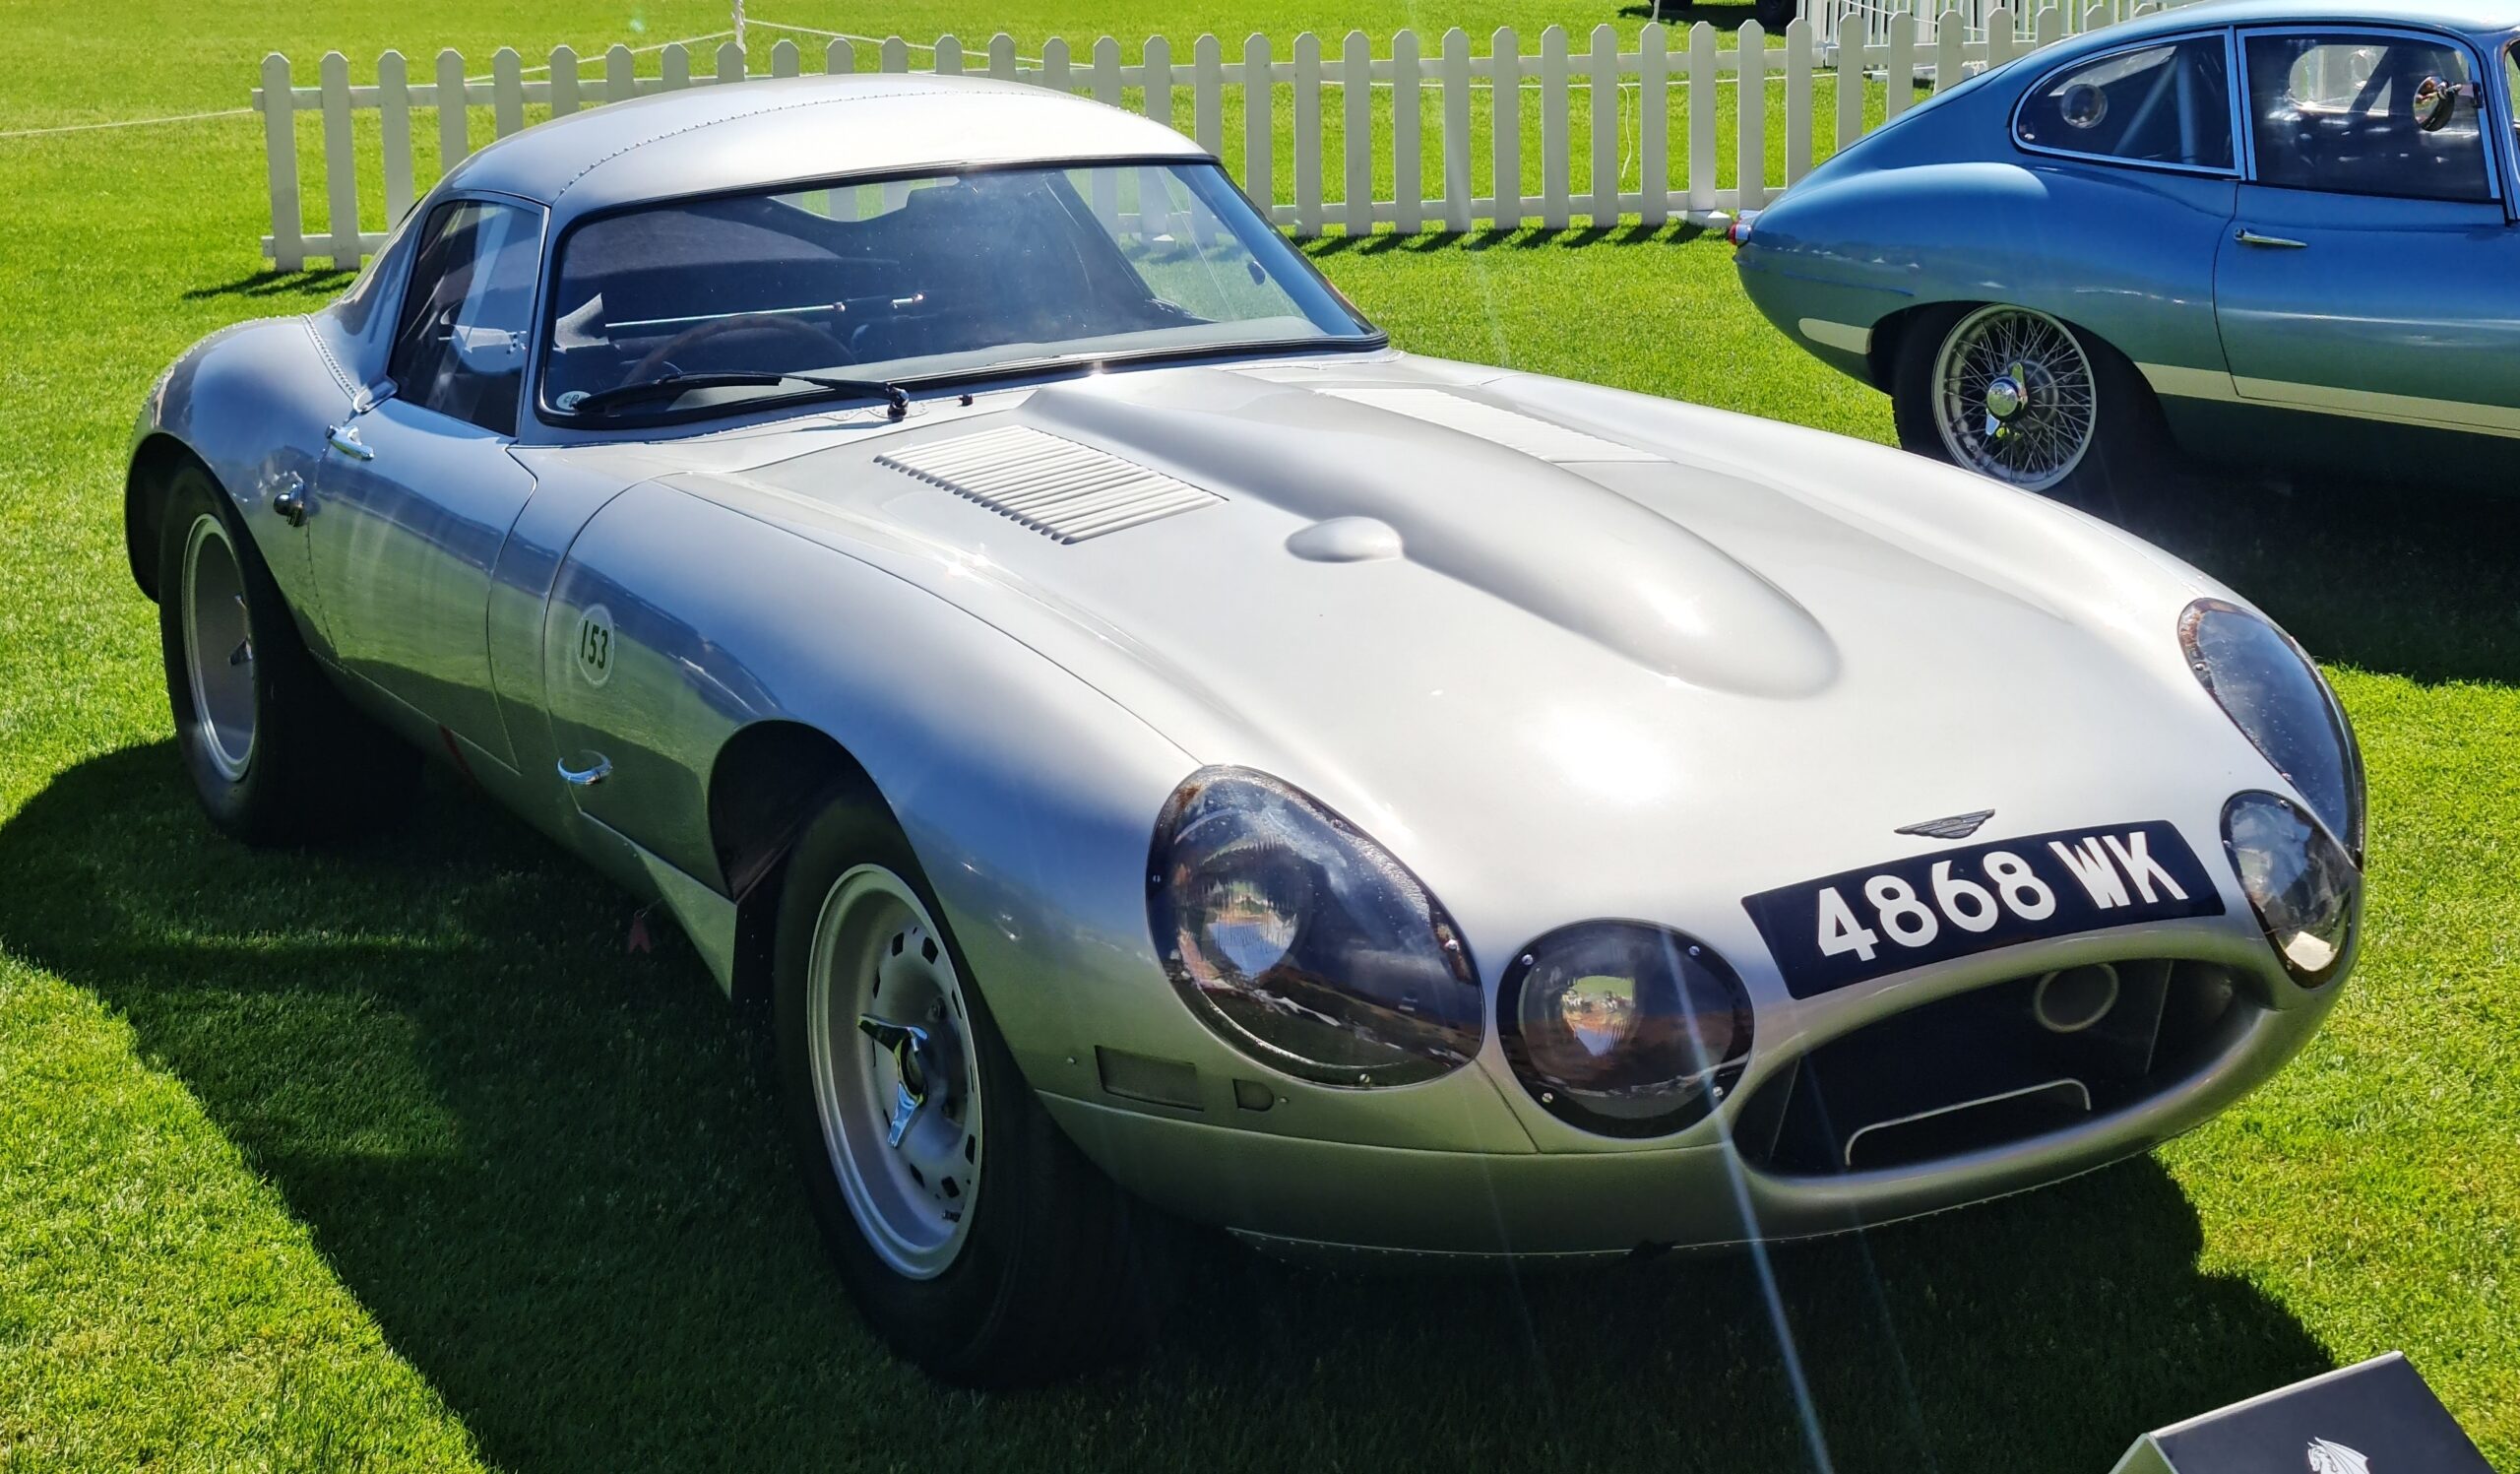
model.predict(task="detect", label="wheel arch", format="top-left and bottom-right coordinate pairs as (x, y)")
top-left (706, 718), bottom-right (894, 1009)
top-left (126, 433), bottom-right (217, 604)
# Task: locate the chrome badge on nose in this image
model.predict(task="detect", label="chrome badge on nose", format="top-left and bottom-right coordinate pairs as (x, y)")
top-left (1896, 808), bottom-right (1995, 840)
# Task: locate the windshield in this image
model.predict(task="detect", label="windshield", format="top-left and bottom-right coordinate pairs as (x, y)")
top-left (540, 160), bottom-right (1378, 419)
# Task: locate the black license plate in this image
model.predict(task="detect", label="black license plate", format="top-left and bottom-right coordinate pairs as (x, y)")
top-left (1742, 819), bottom-right (2225, 998)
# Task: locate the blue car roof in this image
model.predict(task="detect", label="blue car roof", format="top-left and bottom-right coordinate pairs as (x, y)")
top-left (2081, 0), bottom-right (2520, 42)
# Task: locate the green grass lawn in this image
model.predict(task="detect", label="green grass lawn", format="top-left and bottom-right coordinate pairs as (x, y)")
top-left (3, 1), bottom-right (2517, 1470)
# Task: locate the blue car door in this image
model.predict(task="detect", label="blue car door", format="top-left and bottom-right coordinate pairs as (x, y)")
top-left (2215, 27), bottom-right (2520, 437)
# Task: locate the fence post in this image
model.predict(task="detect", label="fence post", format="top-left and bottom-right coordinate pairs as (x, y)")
top-left (1836, 35), bottom-right (1865, 153)
top-left (259, 55), bottom-right (303, 271)
top-left (1393, 30), bottom-right (1422, 234)
top-left (1092, 37), bottom-right (1123, 226)
top-left (1240, 34), bottom-right (1271, 213)
top-left (825, 37), bottom-right (853, 75)
top-left (1785, 18), bottom-right (1813, 185)
top-left (1935, 12), bottom-right (1966, 92)
top-left (1441, 28), bottom-right (1472, 232)
top-left (663, 41), bottom-right (692, 88)
top-left (1490, 28), bottom-right (1520, 229)
top-left (1146, 33), bottom-right (1173, 130)
top-left (1539, 27), bottom-right (1568, 229)
top-left (1193, 34), bottom-right (1223, 155)
top-left (933, 34), bottom-right (962, 75)
top-left (1293, 32), bottom-right (1322, 235)
top-left (1639, 23), bottom-right (1668, 226)
top-left (2082, 3), bottom-right (2108, 32)
top-left (1588, 24), bottom-right (1618, 226)
top-left (607, 43), bottom-right (636, 99)
top-left (549, 44), bottom-right (580, 113)
top-left (878, 37), bottom-right (907, 74)
top-left (380, 51), bottom-right (413, 228)
top-left (320, 52), bottom-right (360, 267)
top-left (2036, 4), bottom-right (2063, 46)
top-left (770, 38), bottom-right (798, 77)
top-left (1736, 22), bottom-right (1766, 212)
top-left (1986, 7), bottom-right (2017, 66)
top-left (989, 32), bottom-right (1018, 79)
top-left (1341, 32), bottom-right (1371, 234)
top-left (437, 49), bottom-right (469, 170)
top-left (1685, 23), bottom-right (1715, 216)
top-left (1886, 13), bottom-right (1916, 117)
top-left (717, 37), bottom-right (747, 82)
top-left (1042, 35), bottom-right (1070, 90)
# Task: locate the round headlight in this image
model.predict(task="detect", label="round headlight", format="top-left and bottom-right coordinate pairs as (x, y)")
top-left (2222, 791), bottom-right (2361, 986)
top-left (1147, 768), bottom-right (1481, 1087)
top-left (2181, 599), bottom-right (2364, 858)
top-left (1498, 923), bottom-right (1752, 1137)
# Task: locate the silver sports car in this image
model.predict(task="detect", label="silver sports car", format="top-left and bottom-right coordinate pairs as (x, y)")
top-left (129, 72), bottom-right (2366, 1384)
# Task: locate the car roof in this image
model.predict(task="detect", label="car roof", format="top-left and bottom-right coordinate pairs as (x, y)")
top-left (2069, 0), bottom-right (2520, 45)
top-left (439, 72), bottom-right (1207, 223)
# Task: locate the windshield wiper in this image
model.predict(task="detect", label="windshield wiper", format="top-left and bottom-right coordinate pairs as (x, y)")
top-left (565, 370), bottom-right (910, 420)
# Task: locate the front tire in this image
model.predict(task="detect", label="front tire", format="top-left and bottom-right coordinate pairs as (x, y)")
top-left (1892, 303), bottom-right (2167, 509)
top-left (771, 800), bottom-right (1146, 1385)
top-left (156, 463), bottom-right (416, 844)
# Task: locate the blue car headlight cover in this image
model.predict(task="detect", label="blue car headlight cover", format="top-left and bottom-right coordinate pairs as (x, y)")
top-left (1148, 768), bottom-right (1482, 1087)
top-left (2180, 599), bottom-right (2365, 859)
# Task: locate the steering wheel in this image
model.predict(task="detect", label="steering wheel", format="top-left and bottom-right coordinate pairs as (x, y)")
top-left (627, 311), bottom-right (853, 384)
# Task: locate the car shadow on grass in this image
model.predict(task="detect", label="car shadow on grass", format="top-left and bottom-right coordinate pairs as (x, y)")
top-left (2, 743), bottom-right (2337, 1472)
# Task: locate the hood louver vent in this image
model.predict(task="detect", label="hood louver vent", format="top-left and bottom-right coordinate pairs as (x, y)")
top-left (876, 424), bottom-right (1220, 543)
top-left (1314, 387), bottom-right (1664, 463)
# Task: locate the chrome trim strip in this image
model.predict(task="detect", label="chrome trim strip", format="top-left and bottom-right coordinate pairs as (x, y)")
top-left (1798, 317), bottom-right (1873, 353)
top-left (2137, 360), bottom-right (2520, 438)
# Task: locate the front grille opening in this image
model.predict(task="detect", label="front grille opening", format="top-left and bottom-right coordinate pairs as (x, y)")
top-left (1737, 960), bottom-right (2247, 1176)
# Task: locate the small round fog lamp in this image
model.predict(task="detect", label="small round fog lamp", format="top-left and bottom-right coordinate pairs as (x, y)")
top-left (1499, 923), bottom-right (1753, 1137)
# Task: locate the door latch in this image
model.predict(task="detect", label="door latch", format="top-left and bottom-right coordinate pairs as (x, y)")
top-left (2234, 228), bottom-right (2308, 249)
top-left (266, 471), bottom-right (307, 526)
top-left (326, 421), bottom-right (376, 460)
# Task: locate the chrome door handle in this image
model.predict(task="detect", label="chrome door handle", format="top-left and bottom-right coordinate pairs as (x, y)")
top-left (326, 422), bottom-right (375, 460)
top-left (2235, 228), bottom-right (2307, 249)
top-left (558, 753), bottom-right (612, 787)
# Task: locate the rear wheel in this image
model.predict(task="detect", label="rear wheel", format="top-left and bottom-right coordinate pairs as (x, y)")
top-left (157, 463), bottom-right (416, 844)
top-left (771, 800), bottom-right (1147, 1385)
top-left (1892, 303), bottom-right (2168, 509)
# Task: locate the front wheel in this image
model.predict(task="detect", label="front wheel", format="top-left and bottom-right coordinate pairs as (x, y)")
top-left (1892, 303), bottom-right (2168, 508)
top-left (771, 801), bottom-right (1147, 1385)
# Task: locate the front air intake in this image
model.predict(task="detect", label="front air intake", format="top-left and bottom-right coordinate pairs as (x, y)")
top-left (877, 424), bottom-right (1220, 543)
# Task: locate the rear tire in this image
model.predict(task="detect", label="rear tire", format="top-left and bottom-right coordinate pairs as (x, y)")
top-left (1891, 302), bottom-right (2170, 514)
top-left (771, 799), bottom-right (1148, 1386)
top-left (156, 463), bottom-right (417, 845)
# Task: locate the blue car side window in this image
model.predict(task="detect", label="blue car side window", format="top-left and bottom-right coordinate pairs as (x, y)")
top-left (2016, 36), bottom-right (2235, 171)
top-left (2243, 32), bottom-right (2491, 203)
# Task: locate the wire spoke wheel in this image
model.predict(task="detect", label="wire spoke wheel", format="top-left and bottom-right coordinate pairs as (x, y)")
top-left (179, 513), bottom-right (258, 782)
top-left (1930, 305), bottom-right (2100, 492)
top-left (805, 864), bottom-right (983, 1280)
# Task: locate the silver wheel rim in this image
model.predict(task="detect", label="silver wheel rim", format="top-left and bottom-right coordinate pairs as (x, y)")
top-left (1931, 305), bottom-right (2099, 492)
top-left (180, 513), bottom-right (257, 782)
top-left (805, 864), bottom-right (982, 1280)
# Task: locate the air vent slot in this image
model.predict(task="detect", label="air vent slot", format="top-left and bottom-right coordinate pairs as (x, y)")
top-left (877, 424), bottom-right (1220, 543)
top-left (1314, 387), bottom-right (1663, 463)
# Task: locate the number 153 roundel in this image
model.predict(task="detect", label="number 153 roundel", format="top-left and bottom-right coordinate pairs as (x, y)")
top-left (1741, 820), bottom-right (2224, 998)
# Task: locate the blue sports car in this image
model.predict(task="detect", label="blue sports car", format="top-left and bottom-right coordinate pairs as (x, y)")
top-left (1734, 0), bottom-right (2520, 499)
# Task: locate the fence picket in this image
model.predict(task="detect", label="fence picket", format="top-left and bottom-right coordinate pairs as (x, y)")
top-left (1241, 34), bottom-right (1271, 210)
top-left (436, 49), bottom-right (468, 170)
top-left (1737, 23), bottom-right (1765, 211)
top-left (1539, 27), bottom-right (1569, 229)
top-left (1393, 31), bottom-right (1422, 234)
top-left (1935, 13), bottom-right (1966, 92)
top-left (1293, 32), bottom-right (1322, 235)
top-left (493, 48), bottom-right (524, 136)
top-left (1639, 23), bottom-right (1668, 225)
top-left (548, 45), bottom-right (579, 115)
top-left (1786, 20), bottom-right (1814, 185)
top-left (1490, 28), bottom-right (1520, 227)
top-left (1194, 35), bottom-right (1223, 155)
top-left (380, 51), bottom-right (413, 227)
top-left (1686, 24), bottom-right (1715, 214)
top-left (254, 18), bottom-right (2158, 264)
top-left (1441, 29), bottom-right (1472, 231)
top-left (1588, 25), bottom-right (1617, 225)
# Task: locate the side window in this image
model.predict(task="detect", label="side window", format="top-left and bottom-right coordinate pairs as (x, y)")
top-left (2016, 37), bottom-right (2235, 170)
top-left (2244, 32), bottom-right (2491, 202)
top-left (2504, 41), bottom-right (2519, 175)
top-left (388, 201), bottom-right (542, 436)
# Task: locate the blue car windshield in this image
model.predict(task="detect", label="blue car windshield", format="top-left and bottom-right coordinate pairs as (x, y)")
top-left (541, 161), bottom-right (1378, 417)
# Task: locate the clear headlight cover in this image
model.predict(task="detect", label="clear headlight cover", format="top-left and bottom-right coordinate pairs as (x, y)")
top-left (2181, 599), bottom-right (2365, 858)
top-left (1498, 923), bottom-right (1753, 1137)
top-left (1147, 768), bottom-right (1481, 1087)
top-left (2222, 791), bottom-right (2361, 986)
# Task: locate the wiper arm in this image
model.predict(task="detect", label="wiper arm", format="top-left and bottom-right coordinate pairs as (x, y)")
top-left (565, 370), bottom-right (910, 419)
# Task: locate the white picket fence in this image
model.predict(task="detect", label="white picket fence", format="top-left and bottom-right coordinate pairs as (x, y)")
top-left (1813, 0), bottom-right (2188, 56)
top-left (256, 14), bottom-right (2110, 270)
